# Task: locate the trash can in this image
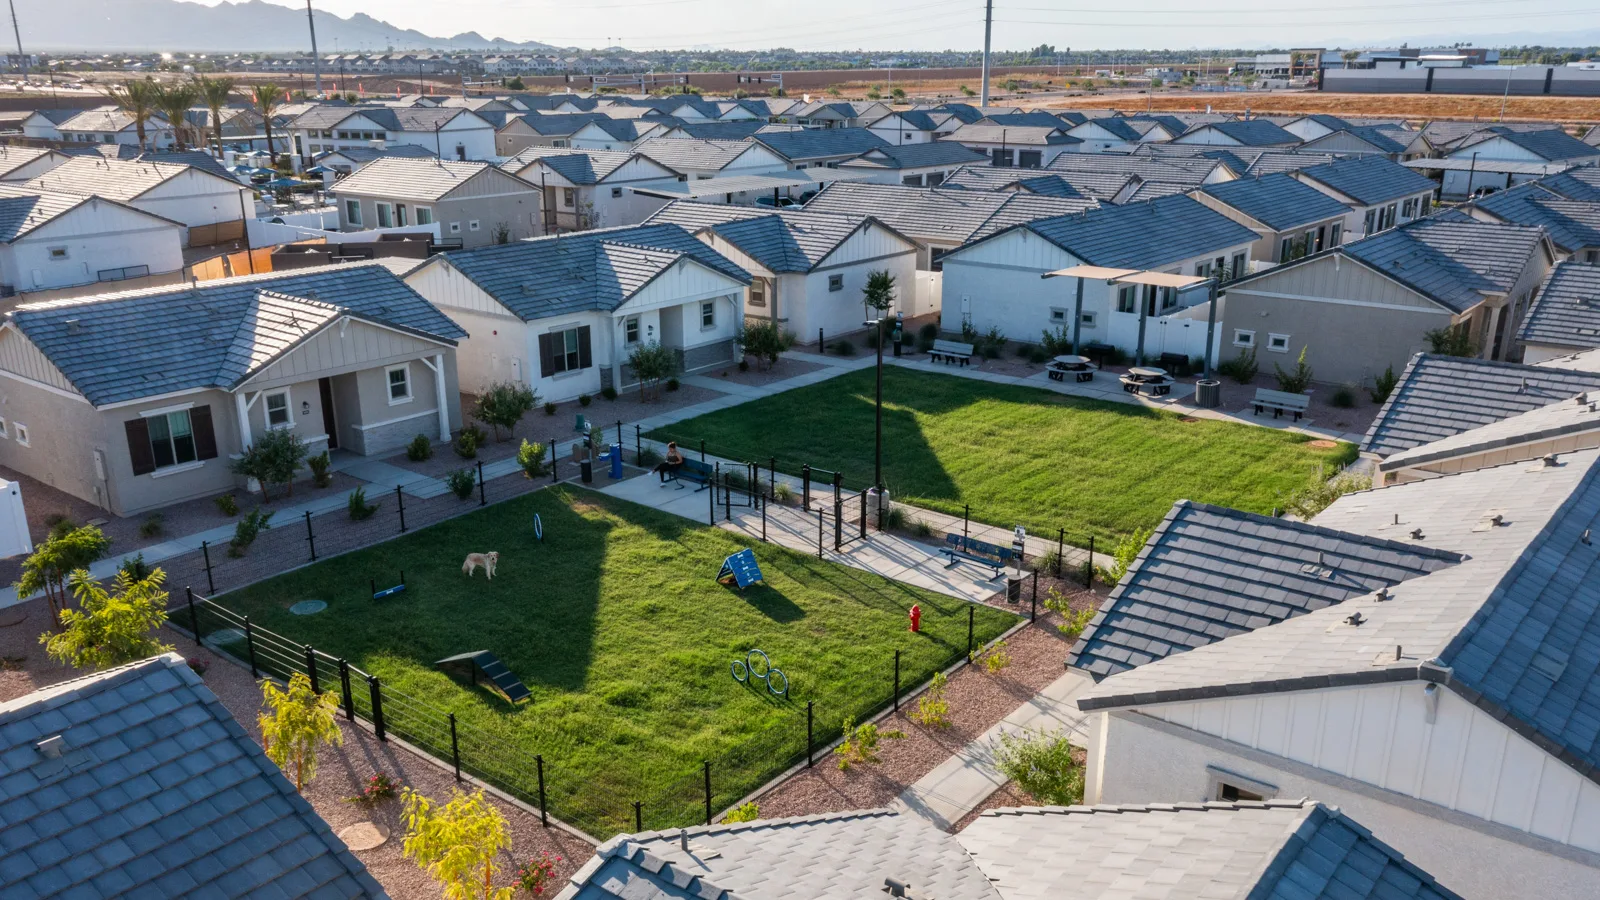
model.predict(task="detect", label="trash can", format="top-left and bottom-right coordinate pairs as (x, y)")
top-left (580, 458), bottom-right (593, 484)
top-left (1006, 576), bottom-right (1022, 604)
top-left (608, 443), bottom-right (623, 479)
top-left (866, 487), bottom-right (891, 528)
top-left (1195, 379), bottom-right (1222, 409)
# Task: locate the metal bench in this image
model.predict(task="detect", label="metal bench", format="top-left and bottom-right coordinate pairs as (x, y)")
top-left (942, 533), bottom-right (1014, 578)
top-left (1253, 388), bottom-right (1311, 421)
top-left (929, 339), bottom-right (975, 366)
top-left (664, 457), bottom-right (715, 491)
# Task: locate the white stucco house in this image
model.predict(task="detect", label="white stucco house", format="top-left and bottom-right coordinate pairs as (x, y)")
top-left (0, 185), bottom-right (185, 296)
top-left (23, 155), bottom-right (252, 248)
top-left (500, 149), bottom-right (681, 234)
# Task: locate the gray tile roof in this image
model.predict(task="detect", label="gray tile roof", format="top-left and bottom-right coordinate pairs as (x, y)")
top-left (947, 123), bottom-right (1079, 146)
top-left (1471, 184), bottom-right (1600, 253)
top-left (1536, 165), bottom-right (1600, 202)
top-left (9, 264), bottom-right (464, 406)
top-left (1046, 152), bottom-right (1223, 187)
top-left (958, 801), bottom-right (1464, 900)
top-left (1246, 150), bottom-right (1345, 175)
top-left (1069, 500), bottom-right (1463, 680)
top-left (1187, 119), bottom-right (1302, 146)
top-left (1338, 214), bottom-right (1547, 315)
top-left (1364, 353), bottom-right (1600, 457)
top-left (1380, 389), bottom-right (1600, 473)
top-left (0, 185), bottom-right (159, 243)
top-left (663, 120), bottom-right (767, 141)
top-left (577, 116), bottom-right (674, 143)
top-left (634, 138), bottom-right (762, 171)
top-left (644, 201), bottom-right (901, 273)
top-left (429, 222), bottom-right (749, 321)
top-left (331, 157), bottom-right (532, 200)
top-left (505, 113), bottom-right (607, 136)
top-left (1342, 124), bottom-right (1413, 155)
top-left (1520, 260), bottom-right (1600, 352)
top-left (977, 111), bottom-right (1075, 129)
top-left (994, 194), bottom-right (1259, 270)
top-left (1460, 126), bottom-right (1600, 162)
top-left (1296, 155), bottom-right (1438, 205)
top-left (57, 106), bottom-right (166, 133)
top-left (557, 809), bottom-right (1001, 900)
top-left (316, 144), bottom-right (437, 165)
top-left (1070, 116), bottom-right (1145, 141)
top-left (503, 148), bottom-right (655, 184)
top-left (0, 654), bottom-right (387, 899)
top-left (752, 127), bottom-right (889, 162)
top-left (837, 141), bottom-right (988, 170)
top-left (801, 181), bottom-right (1097, 244)
top-left (24, 155), bottom-right (235, 202)
top-left (939, 167), bottom-right (1092, 199)
top-left (0, 145), bottom-right (59, 178)
top-left (1199, 173), bottom-right (1353, 231)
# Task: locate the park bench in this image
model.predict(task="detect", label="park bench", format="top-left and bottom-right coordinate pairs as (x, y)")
top-left (942, 533), bottom-right (1014, 578)
top-left (664, 457), bottom-right (715, 491)
top-left (1158, 352), bottom-right (1192, 376)
top-left (929, 339), bottom-right (974, 367)
top-left (1253, 388), bottom-right (1311, 421)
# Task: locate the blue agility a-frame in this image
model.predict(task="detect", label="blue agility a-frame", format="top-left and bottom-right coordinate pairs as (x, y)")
top-left (717, 549), bottom-right (765, 590)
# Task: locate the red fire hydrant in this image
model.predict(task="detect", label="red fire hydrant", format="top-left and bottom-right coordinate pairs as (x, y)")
top-left (909, 604), bottom-right (922, 633)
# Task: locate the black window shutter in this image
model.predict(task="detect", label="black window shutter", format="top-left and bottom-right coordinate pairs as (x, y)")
top-left (577, 325), bottom-right (593, 370)
top-left (538, 332), bottom-right (556, 378)
top-left (190, 405), bottom-right (218, 461)
top-left (124, 418), bottom-right (155, 476)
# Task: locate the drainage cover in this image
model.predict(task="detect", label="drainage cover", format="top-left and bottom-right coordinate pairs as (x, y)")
top-left (289, 600), bottom-right (328, 616)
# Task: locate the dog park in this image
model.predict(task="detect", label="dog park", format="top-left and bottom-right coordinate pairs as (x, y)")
top-left (209, 486), bottom-right (1017, 836)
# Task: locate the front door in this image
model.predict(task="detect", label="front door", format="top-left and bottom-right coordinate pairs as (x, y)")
top-left (318, 377), bottom-right (338, 449)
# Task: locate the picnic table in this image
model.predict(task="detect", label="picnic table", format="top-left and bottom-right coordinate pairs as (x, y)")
top-left (1046, 355), bottom-right (1095, 383)
top-left (1120, 366), bottom-right (1173, 397)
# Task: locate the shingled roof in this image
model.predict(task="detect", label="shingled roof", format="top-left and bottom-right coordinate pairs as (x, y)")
top-left (1363, 353), bottom-right (1600, 457)
top-left (752, 126), bottom-right (889, 162)
top-left (0, 184), bottom-right (177, 243)
top-left (802, 181), bottom-right (1098, 243)
top-left (1469, 183), bottom-right (1600, 254)
top-left (1536, 165), bottom-right (1600, 202)
top-left (1379, 389), bottom-right (1600, 474)
top-left (0, 654), bottom-right (386, 899)
top-left (331, 157), bottom-right (535, 200)
top-left (975, 194), bottom-right (1258, 270)
top-left (1458, 126), bottom-right (1600, 163)
top-left (1198, 172), bottom-right (1353, 231)
top-left (645, 201), bottom-right (909, 273)
top-left (940, 166), bottom-right (1094, 199)
top-left (8, 264), bottom-right (464, 407)
top-left (1069, 500), bottom-right (1463, 680)
top-left (1336, 214), bottom-right (1549, 315)
top-left (837, 141), bottom-right (989, 170)
top-left (1520, 260), bottom-right (1600, 353)
top-left (24, 155), bottom-right (239, 202)
top-left (1296, 154), bottom-right (1438, 206)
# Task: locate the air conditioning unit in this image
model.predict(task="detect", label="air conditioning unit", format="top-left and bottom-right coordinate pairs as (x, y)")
top-left (369, 138), bottom-right (387, 150)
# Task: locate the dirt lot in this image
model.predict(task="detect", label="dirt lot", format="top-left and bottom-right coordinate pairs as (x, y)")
top-left (1044, 90), bottom-right (1600, 124)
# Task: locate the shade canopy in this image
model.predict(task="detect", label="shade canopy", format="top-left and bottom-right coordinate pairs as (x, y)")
top-left (1041, 265), bottom-right (1138, 281)
top-left (1042, 266), bottom-right (1210, 290)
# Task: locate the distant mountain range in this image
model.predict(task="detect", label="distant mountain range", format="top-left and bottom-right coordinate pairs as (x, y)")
top-left (22, 0), bottom-right (559, 53)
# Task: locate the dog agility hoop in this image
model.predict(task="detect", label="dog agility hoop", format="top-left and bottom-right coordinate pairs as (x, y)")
top-left (731, 649), bottom-right (788, 698)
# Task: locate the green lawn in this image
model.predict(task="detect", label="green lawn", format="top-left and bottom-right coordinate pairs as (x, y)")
top-left (214, 487), bottom-right (1015, 836)
top-left (650, 367), bottom-right (1356, 547)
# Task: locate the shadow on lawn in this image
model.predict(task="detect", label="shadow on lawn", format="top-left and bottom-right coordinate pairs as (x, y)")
top-left (736, 584), bottom-right (805, 623)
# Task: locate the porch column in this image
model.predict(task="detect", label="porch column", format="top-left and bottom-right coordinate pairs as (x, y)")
top-left (1135, 284), bottom-right (1151, 367)
top-left (234, 390), bottom-right (253, 449)
top-left (430, 353), bottom-right (451, 441)
top-left (1071, 277), bottom-right (1085, 355)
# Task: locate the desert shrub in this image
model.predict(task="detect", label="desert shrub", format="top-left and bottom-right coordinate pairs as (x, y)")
top-left (1369, 364), bottom-right (1399, 404)
top-left (228, 509), bottom-right (273, 557)
top-left (517, 439), bottom-right (548, 479)
top-left (912, 518), bottom-right (934, 538)
top-left (919, 322), bottom-right (939, 342)
top-left (307, 451), bottom-right (333, 487)
top-left (721, 802), bottom-right (760, 824)
top-left (976, 640), bottom-right (1012, 674)
top-left (1425, 325), bottom-right (1476, 357)
top-left (543, 401), bottom-right (558, 416)
top-left (119, 553), bottom-right (152, 582)
top-left (1028, 348), bottom-right (1049, 364)
top-left (835, 715), bottom-right (905, 770)
top-left (1040, 325), bottom-right (1073, 356)
top-left (230, 427), bottom-right (309, 500)
top-left (601, 385), bottom-right (618, 400)
top-left (406, 434), bottom-right (433, 462)
top-left (347, 487), bottom-right (378, 521)
top-left (1095, 526), bottom-right (1152, 587)
top-left (578, 393), bottom-right (592, 407)
top-left (138, 514), bottom-right (164, 539)
top-left (1331, 384), bottom-right (1357, 408)
top-left (453, 430), bottom-right (478, 459)
top-left (1281, 465), bottom-right (1372, 520)
top-left (772, 481), bottom-right (795, 503)
top-left (910, 672), bottom-right (950, 728)
top-left (637, 447), bottom-right (662, 468)
top-left (1273, 346), bottom-right (1313, 394)
top-left (829, 340), bottom-right (856, 356)
top-left (474, 381), bottom-right (538, 441)
top-left (665, 377), bottom-right (680, 392)
top-left (214, 494), bottom-right (239, 516)
top-left (447, 468), bottom-right (476, 500)
top-left (993, 728), bottom-right (1084, 805)
top-left (1217, 347), bottom-right (1258, 384)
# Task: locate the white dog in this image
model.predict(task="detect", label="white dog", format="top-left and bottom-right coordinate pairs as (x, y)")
top-left (461, 551), bottom-right (499, 579)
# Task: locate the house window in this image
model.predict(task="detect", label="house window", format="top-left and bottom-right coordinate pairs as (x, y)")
top-left (749, 283), bottom-right (766, 308)
top-left (1267, 333), bottom-right (1291, 353)
top-left (10, 422), bottom-right (23, 446)
top-left (991, 148), bottom-right (1014, 167)
top-left (1230, 252), bottom-right (1247, 279)
top-left (1207, 766), bottom-right (1277, 803)
top-left (375, 202), bottom-right (394, 228)
top-left (415, 207), bottom-right (433, 225)
top-left (1160, 286), bottom-right (1178, 311)
top-left (1330, 223), bottom-right (1343, 246)
top-left (544, 326), bottom-right (588, 375)
top-left (48, 247), bottom-right (67, 261)
top-left (395, 204), bottom-right (408, 227)
top-left (1401, 198), bottom-right (1416, 218)
top-left (927, 171), bottom-right (946, 187)
top-left (1233, 329), bottom-right (1256, 348)
top-left (1363, 209), bottom-right (1377, 234)
top-left (469, 220), bottom-right (481, 232)
top-left (146, 411), bottom-right (194, 468)
top-left (624, 316), bottom-right (640, 343)
top-left (264, 391), bottom-right (291, 428)
top-left (1117, 285), bottom-right (1137, 313)
top-left (828, 274), bottom-right (843, 292)
top-left (901, 174), bottom-right (924, 186)
top-left (700, 300), bottom-right (716, 329)
top-left (449, 222), bottom-right (461, 234)
top-left (1080, 312), bottom-right (1097, 327)
top-left (1018, 150), bottom-right (1042, 168)
top-left (611, 186), bottom-right (623, 198)
top-left (1049, 308), bottom-right (1067, 322)
top-left (387, 364), bottom-right (413, 404)
top-left (345, 199), bottom-right (363, 226)
top-left (563, 188), bottom-right (575, 208)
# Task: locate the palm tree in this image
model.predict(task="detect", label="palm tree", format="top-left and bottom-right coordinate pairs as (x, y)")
top-left (251, 82), bottom-right (286, 169)
top-left (194, 75), bottom-right (237, 153)
top-left (153, 81), bottom-right (200, 151)
top-left (105, 77), bottom-right (160, 151)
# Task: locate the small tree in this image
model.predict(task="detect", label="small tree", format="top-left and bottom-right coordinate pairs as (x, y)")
top-left (738, 322), bottom-right (791, 370)
top-left (516, 439), bottom-right (548, 479)
top-left (1273, 346), bottom-right (1314, 394)
top-left (474, 382), bottom-right (537, 441)
top-left (231, 427), bottom-right (309, 500)
top-left (40, 568), bottom-right (172, 670)
top-left (401, 787), bottom-right (516, 900)
top-left (910, 671), bottom-right (950, 728)
top-left (993, 727), bottom-right (1083, 805)
top-left (506, 76), bottom-right (526, 90)
top-left (1425, 325), bottom-right (1477, 357)
top-left (1095, 526), bottom-right (1152, 587)
top-left (16, 524), bottom-right (110, 625)
top-left (1281, 465), bottom-right (1373, 520)
top-left (862, 269), bottom-right (897, 345)
top-left (960, 84), bottom-right (977, 97)
top-left (259, 671), bottom-right (343, 791)
top-left (627, 341), bottom-right (677, 401)
top-left (1369, 364), bottom-right (1400, 404)
top-left (834, 715), bottom-right (905, 770)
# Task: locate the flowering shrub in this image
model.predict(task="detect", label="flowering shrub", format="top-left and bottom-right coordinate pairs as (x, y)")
top-left (515, 852), bottom-right (562, 896)
top-left (345, 772), bottom-right (399, 806)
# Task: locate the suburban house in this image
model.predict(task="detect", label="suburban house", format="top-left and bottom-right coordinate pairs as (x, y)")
top-left (940, 165), bottom-right (1120, 200)
top-left (1292, 155), bottom-right (1439, 240)
top-left (835, 142), bottom-right (991, 186)
top-left (633, 138), bottom-right (789, 181)
top-left (331, 157), bottom-right (543, 248)
top-left (501, 149), bottom-right (680, 233)
top-left (0, 145), bottom-right (68, 182)
top-left (1467, 182), bottom-right (1600, 261)
top-left (19, 108), bottom-right (79, 142)
top-left (1193, 173), bottom-right (1354, 264)
top-left (311, 143), bottom-right (438, 180)
top-left (1048, 152), bottom-right (1236, 192)
top-left (1375, 385), bottom-right (1600, 484)
top-left (1441, 126), bottom-right (1600, 197)
top-left (54, 106), bottom-right (175, 147)
top-left (752, 127), bottom-right (889, 169)
top-left (405, 222), bottom-right (750, 402)
top-left (24, 155), bottom-right (252, 248)
top-left (567, 117), bottom-right (677, 152)
top-left (1219, 214), bottom-right (1555, 386)
top-left (0, 184), bottom-right (185, 297)
top-left (551, 802), bottom-right (1462, 900)
top-left (1118, 114), bottom-right (1189, 143)
top-left (0, 654), bottom-right (387, 899)
top-left (493, 112), bottom-right (606, 155)
top-left (944, 123), bottom-right (1082, 168)
top-left (939, 194), bottom-right (1258, 362)
top-left (1519, 260), bottom-right (1600, 363)
top-left (789, 100), bottom-right (889, 129)
top-left (1072, 439), bottom-right (1600, 898)
top-left (653, 120), bottom-right (768, 142)
top-left (0, 264), bottom-right (465, 516)
top-left (646, 200), bottom-right (921, 338)
top-left (866, 108), bottom-right (961, 145)
top-left (1171, 119), bottom-right (1302, 148)
top-left (1063, 116), bottom-right (1148, 153)
top-left (286, 106), bottom-right (497, 164)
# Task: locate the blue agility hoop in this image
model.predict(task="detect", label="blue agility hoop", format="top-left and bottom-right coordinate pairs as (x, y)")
top-left (532, 513), bottom-right (543, 541)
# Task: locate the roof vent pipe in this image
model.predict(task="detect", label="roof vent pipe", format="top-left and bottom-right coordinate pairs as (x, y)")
top-left (1345, 611), bottom-right (1366, 626)
top-left (1583, 529), bottom-right (1593, 546)
top-left (1376, 586), bottom-right (1390, 601)
top-left (1410, 528), bottom-right (1425, 540)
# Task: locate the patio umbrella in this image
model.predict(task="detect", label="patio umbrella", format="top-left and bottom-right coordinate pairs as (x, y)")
top-left (261, 177), bottom-right (304, 189)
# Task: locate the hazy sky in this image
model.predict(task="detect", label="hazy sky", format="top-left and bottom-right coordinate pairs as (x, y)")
top-left (194, 0), bottom-right (1595, 51)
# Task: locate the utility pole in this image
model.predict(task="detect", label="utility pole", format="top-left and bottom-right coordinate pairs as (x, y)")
top-left (979, 0), bottom-right (993, 106)
top-left (305, 0), bottom-right (323, 98)
top-left (7, 0), bottom-right (27, 84)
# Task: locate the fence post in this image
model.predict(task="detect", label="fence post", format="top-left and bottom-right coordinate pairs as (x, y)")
top-left (833, 471), bottom-right (841, 507)
top-left (860, 490), bottom-right (867, 538)
top-left (478, 459), bottom-right (488, 504)
top-left (963, 505), bottom-right (970, 541)
top-left (703, 760), bottom-right (712, 826)
top-left (834, 499), bottom-right (842, 551)
top-left (550, 440), bottom-right (559, 484)
top-left (760, 493), bottom-right (767, 543)
top-left (616, 419), bottom-right (622, 447)
top-left (634, 801), bottom-right (643, 832)
top-left (243, 616), bottom-right (259, 678)
top-left (801, 464), bottom-right (811, 511)
top-left (714, 463), bottom-right (721, 518)
top-left (893, 649), bottom-right (901, 711)
top-left (339, 659), bottom-right (353, 721)
top-left (1032, 570), bottom-right (1038, 605)
top-left (967, 605), bottom-right (975, 658)
top-left (536, 755), bottom-right (548, 826)
top-left (700, 439), bottom-right (706, 463)
top-left (1056, 528), bottom-right (1065, 577)
top-left (396, 486), bottom-right (407, 533)
top-left (304, 511), bottom-right (317, 561)
top-left (1031, 576), bottom-right (1038, 622)
top-left (806, 700), bottom-right (814, 768)
top-left (817, 510), bottom-right (824, 559)
top-left (201, 541), bottom-right (215, 594)
top-left (818, 327), bottom-right (825, 351)
top-left (1086, 536), bottom-right (1095, 589)
top-left (724, 470), bottom-right (732, 521)
top-left (708, 474), bottom-right (716, 525)
top-left (186, 587), bottom-right (201, 646)
top-left (448, 713), bottom-right (461, 781)
top-left (369, 676), bottom-right (386, 741)
top-left (769, 457), bottom-right (776, 500)
top-left (304, 645), bottom-right (319, 694)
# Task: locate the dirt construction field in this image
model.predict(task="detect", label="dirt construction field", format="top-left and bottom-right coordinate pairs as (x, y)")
top-left (1044, 91), bottom-right (1600, 124)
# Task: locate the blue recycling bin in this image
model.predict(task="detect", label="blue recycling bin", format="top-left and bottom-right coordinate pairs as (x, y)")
top-left (608, 443), bottom-right (623, 479)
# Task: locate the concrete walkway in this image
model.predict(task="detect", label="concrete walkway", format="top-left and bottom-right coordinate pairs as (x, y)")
top-left (889, 670), bottom-right (1096, 831)
top-left (334, 456), bottom-right (452, 499)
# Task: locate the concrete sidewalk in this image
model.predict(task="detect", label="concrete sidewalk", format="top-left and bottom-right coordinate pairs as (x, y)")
top-left (889, 669), bottom-right (1095, 831)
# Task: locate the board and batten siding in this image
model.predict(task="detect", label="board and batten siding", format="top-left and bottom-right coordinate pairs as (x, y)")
top-left (136, 170), bottom-right (251, 228)
top-left (243, 319), bottom-right (451, 390)
top-left (0, 326), bottom-right (82, 395)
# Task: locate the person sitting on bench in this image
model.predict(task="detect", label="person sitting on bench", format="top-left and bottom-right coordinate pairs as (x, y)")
top-left (655, 442), bottom-right (686, 482)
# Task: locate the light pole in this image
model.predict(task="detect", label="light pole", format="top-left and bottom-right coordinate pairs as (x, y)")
top-left (864, 314), bottom-right (887, 493)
